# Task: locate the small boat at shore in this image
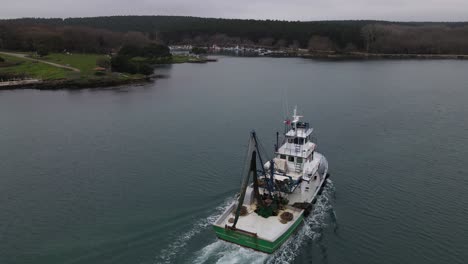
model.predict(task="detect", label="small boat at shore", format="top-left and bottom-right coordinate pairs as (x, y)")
top-left (213, 107), bottom-right (330, 253)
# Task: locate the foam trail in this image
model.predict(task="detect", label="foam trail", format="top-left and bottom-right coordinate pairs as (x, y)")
top-left (268, 181), bottom-right (336, 264)
top-left (190, 181), bottom-right (336, 264)
top-left (193, 240), bottom-right (268, 264)
top-left (155, 197), bottom-right (235, 264)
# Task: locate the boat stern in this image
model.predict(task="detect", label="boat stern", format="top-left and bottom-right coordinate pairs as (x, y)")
top-left (212, 204), bottom-right (305, 254)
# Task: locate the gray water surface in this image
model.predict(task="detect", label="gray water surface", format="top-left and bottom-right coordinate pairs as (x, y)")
top-left (1, 57), bottom-right (468, 264)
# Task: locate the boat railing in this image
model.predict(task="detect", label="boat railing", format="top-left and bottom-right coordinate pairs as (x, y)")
top-left (284, 205), bottom-right (304, 212)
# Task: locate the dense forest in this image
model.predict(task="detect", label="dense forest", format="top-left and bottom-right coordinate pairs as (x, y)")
top-left (1, 16), bottom-right (468, 54)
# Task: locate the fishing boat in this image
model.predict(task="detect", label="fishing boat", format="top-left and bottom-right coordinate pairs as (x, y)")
top-left (213, 107), bottom-right (330, 253)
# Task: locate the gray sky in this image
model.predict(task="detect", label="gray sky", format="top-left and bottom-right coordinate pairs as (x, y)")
top-left (2, 0), bottom-right (468, 21)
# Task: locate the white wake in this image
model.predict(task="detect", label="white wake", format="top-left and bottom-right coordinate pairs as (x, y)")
top-left (155, 198), bottom-right (235, 264)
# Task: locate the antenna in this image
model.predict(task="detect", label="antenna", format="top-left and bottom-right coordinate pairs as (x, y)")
top-left (292, 105), bottom-right (303, 124)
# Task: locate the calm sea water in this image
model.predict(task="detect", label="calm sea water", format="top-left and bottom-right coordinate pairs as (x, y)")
top-left (1, 57), bottom-right (468, 264)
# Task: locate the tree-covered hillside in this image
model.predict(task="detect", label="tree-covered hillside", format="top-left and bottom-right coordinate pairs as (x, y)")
top-left (2, 16), bottom-right (468, 54)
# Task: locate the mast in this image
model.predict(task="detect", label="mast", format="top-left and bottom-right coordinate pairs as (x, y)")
top-left (232, 132), bottom-right (264, 228)
top-left (252, 131), bottom-right (274, 195)
top-left (275, 131), bottom-right (279, 152)
top-left (251, 132), bottom-right (265, 175)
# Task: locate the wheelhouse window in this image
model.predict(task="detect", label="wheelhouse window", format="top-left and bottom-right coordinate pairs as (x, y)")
top-left (280, 154), bottom-right (286, 159)
top-left (297, 157), bottom-right (303, 163)
top-left (288, 138), bottom-right (294, 144)
top-left (288, 156), bottom-right (295, 162)
top-left (293, 137), bottom-right (305, 145)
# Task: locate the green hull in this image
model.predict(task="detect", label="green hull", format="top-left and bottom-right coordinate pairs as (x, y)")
top-left (213, 214), bottom-right (304, 254)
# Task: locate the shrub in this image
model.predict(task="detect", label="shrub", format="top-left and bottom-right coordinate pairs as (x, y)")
top-left (191, 47), bottom-right (208, 54)
top-left (137, 63), bottom-right (154, 75)
top-left (94, 71), bottom-right (106, 76)
top-left (142, 44), bottom-right (171, 58)
top-left (96, 57), bottom-right (110, 68)
top-left (111, 55), bottom-right (137, 74)
top-left (118, 43), bottom-right (172, 58)
top-left (118, 45), bottom-right (140, 57)
top-left (111, 43), bottom-right (170, 75)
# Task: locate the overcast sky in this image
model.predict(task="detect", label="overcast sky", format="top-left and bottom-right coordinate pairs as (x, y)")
top-left (2, 0), bottom-right (468, 21)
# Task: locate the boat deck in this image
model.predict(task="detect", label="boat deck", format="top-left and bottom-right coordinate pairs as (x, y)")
top-left (214, 171), bottom-right (323, 242)
top-left (217, 204), bottom-right (303, 242)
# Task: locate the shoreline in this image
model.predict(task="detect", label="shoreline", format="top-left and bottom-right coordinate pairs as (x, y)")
top-left (2, 51), bottom-right (467, 91)
top-left (0, 76), bottom-right (153, 91)
top-left (299, 52), bottom-right (468, 60)
top-left (201, 47), bottom-right (468, 60)
top-left (0, 52), bottom-right (215, 91)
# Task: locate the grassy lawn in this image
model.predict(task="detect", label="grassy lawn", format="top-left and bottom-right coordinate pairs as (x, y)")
top-left (0, 54), bottom-right (70, 80)
top-left (171, 54), bottom-right (203, 63)
top-left (0, 51), bottom-right (176, 87)
top-left (41, 53), bottom-right (110, 76)
top-left (1, 52), bottom-right (202, 82)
